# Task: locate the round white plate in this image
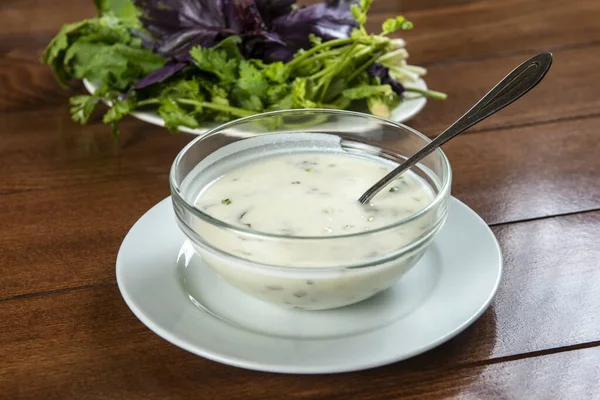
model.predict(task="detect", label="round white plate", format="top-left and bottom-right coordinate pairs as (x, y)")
top-left (83, 79), bottom-right (428, 136)
top-left (116, 196), bottom-right (502, 374)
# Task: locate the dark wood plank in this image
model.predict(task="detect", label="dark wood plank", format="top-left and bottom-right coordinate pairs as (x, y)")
top-left (0, 107), bottom-right (192, 193)
top-left (0, 176), bottom-right (171, 300)
top-left (2, 108), bottom-right (598, 223)
top-left (374, 0), bottom-right (600, 64)
top-left (0, 1), bottom-right (95, 36)
top-left (408, 45), bottom-right (600, 135)
top-left (2, 204), bottom-right (600, 365)
top-left (446, 116), bottom-right (600, 225)
top-left (3, 42), bottom-right (599, 145)
top-left (0, 49), bottom-right (72, 113)
top-left (1, 213), bottom-right (600, 400)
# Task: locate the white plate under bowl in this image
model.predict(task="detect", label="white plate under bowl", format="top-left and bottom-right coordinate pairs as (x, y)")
top-left (83, 79), bottom-right (428, 137)
top-left (116, 196), bottom-right (502, 374)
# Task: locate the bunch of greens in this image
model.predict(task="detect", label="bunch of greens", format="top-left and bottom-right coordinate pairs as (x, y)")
top-left (43, 0), bottom-right (446, 139)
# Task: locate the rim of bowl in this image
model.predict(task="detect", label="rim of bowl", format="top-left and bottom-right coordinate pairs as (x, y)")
top-left (169, 108), bottom-right (452, 240)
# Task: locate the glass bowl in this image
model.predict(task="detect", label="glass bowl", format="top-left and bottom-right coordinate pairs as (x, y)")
top-left (170, 109), bottom-right (451, 310)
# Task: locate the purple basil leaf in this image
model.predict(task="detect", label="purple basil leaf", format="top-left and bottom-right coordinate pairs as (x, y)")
top-left (368, 62), bottom-right (405, 96)
top-left (242, 33), bottom-right (295, 62)
top-left (134, 60), bottom-right (188, 90)
top-left (232, 0), bottom-right (267, 32)
top-left (133, 0), bottom-right (232, 57)
top-left (255, 0), bottom-right (295, 24)
top-left (269, 0), bottom-right (358, 50)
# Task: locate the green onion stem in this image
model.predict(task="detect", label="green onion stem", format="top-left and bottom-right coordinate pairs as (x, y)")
top-left (318, 43), bottom-right (357, 102)
top-left (346, 48), bottom-right (385, 83)
top-left (176, 99), bottom-right (254, 117)
top-left (404, 87), bottom-right (448, 100)
top-left (287, 38), bottom-right (353, 69)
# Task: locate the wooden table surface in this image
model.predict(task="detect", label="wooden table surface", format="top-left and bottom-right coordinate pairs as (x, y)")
top-left (1, 0), bottom-right (599, 398)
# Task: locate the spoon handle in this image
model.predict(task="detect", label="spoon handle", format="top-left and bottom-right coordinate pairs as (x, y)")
top-left (359, 52), bottom-right (553, 204)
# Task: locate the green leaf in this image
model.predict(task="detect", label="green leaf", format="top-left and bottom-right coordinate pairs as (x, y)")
top-left (189, 36), bottom-right (242, 84)
top-left (350, 4), bottom-right (365, 25)
top-left (162, 78), bottom-right (201, 98)
top-left (382, 16), bottom-right (412, 35)
top-left (238, 60), bottom-right (269, 99)
top-left (264, 61), bottom-right (289, 84)
top-left (359, 0), bottom-right (372, 11)
top-left (266, 84), bottom-right (290, 105)
top-left (157, 98), bottom-right (199, 132)
top-left (292, 78), bottom-right (317, 108)
top-left (308, 34), bottom-right (323, 46)
top-left (94, 0), bottom-right (138, 22)
top-left (102, 96), bottom-right (137, 140)
top-left (69, 95), bottom-right (100, 124)
top-left (190, 47), bottom-right (239, 84)
top-left (268, 94), bottom-right (294, 111)
top-left (41, 20), bottom-right (90, 86)
top-left (367, 96), bottom-right (390, 118)
top-left (231, 87), bottom-right (263, 112)
top-left (342, 84), bottom-right (393, 100)
top-left (66, 42), bottom-right (164, 91)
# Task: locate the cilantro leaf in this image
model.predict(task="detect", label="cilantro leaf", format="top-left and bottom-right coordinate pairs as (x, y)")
top-left (292, 78), bottom-right (317, 108)
top-left (157, 98), bottom-right (199, 132)
top-left (381, 16), bottom-right (413, 35)
top-left (238, 60), bottom-right (269, 99)
top-left (190, 36), bottom-right (243, 84)
top-left (264, 61), bottom-right (290, 84)
top-left (69, 95), bottom-right (101, 124)
top-left (102, 96), bottom-right (137, 140)
top-left (94, 0), bottom-right (139, 22)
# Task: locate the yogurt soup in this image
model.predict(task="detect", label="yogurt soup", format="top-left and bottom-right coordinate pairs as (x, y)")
top-left (196, 152), bottom-right (434, 236)
top-left (185, 150), bottom-right (444, 310)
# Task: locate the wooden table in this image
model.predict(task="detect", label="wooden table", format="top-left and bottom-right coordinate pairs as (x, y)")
top-left (1, 0), bottom-right (599, 398)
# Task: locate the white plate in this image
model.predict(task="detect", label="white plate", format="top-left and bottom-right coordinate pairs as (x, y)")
top-left (116, 196), bottom-right (502, 374)
top-left (83, 79), bottom-right (428, 136)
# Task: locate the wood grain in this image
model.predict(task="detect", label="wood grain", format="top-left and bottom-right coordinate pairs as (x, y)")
top-left (2, 0), bottom-right (600, 398)
top-left (409, 44), bottom-right (600, 135)
top-left (1, 109), bottom-right (598, 223)
top-left (0, 107), bottom-right (191, 193)
top-left (446, 116), bottom-right (600, 225)
top-left (381, 0), bottom-right (600, 64)
top-left (1, 258), bottom-right (599, 399)
top-left (2, 206), bottom-right (599, 365)
top-left (0, 177), bottom-right (170, 300)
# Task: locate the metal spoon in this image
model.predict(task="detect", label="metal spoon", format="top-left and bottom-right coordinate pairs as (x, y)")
top-left (358, 52), bottom-right (553, 204)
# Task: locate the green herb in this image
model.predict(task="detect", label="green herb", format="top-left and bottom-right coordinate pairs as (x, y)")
top-left (389, 186), bottom-right (399, 192)
top-left (42, 0), bottom-right (446, 139)
top-left (221, 198), bottom-right (232, 205)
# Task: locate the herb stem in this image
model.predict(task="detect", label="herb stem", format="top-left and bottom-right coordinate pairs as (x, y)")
top-left (176, 99), bottom-right (254, 117)
top-left (136, 99), bottom-right (160, 107)
top-left (318, 43), bottom-right (357, 102)
top-left (287, 38), bottom-right (353, 69)
top-left (346, 48), bottom-right (385, 83)
top-left (296, 48), bottom-right (343, 68)
top-left (404, 87), bottom-right (448, 100)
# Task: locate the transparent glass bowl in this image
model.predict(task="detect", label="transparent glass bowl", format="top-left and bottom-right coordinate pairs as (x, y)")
top-left (170, 109), bottom-right (451, 310)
